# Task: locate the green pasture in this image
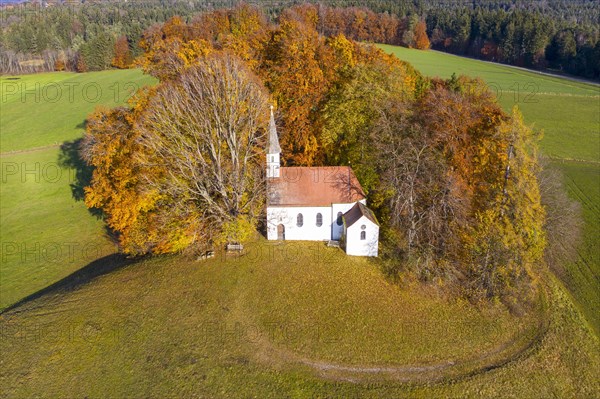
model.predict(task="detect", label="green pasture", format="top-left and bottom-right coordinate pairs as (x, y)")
top-left (378, 45), bottom-right (600, 162)
top-left (0, 70), bottom-right (156, 153)
top-left (0, 69), bottom-right (156, 309)
top-left (558, 160), bottom-right (600, 332)
top-left (0, 148), bottom-right (114, 309)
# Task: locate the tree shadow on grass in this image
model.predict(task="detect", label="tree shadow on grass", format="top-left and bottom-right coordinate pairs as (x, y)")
top-left (58, 135), bottom-right (122, 248)
top-left (1, 253), bottom-right (139, 315)
top-left (57, 137), bottom-right (104, 219)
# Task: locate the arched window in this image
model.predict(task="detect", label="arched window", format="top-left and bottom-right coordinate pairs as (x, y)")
top-left (316, 213), bottom-right (323, 227)
top-left (297, 213), bottom-right (303, 227)
top-left (336, 212), bottom-right (343, 226)
top-left (360, 231), bottom-right (366, 240)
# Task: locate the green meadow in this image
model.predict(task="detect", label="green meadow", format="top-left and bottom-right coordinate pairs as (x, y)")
top-left (0, 70), bottom-right (156, 309)
top-left (0, 58), bottom-right (599, 397)
top-left (558, 160), bottom-right (600, 331)
top-left (379, 44), bottom-right (600, 333)
top-left (1, 70), bottom-right (157, 152)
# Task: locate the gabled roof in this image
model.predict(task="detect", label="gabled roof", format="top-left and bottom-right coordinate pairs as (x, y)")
top-left (343, 202), bottom-right (379, 227)
top-left (268, 166), bottom-right (365, 206)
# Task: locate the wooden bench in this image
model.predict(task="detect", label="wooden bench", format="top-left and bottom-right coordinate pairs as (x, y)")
top-left (226, 243), bottom-right (244, 252)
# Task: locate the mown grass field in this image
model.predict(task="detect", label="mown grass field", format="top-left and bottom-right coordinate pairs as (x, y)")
top-left (1, 70), bottom-right (157, 152)
top-left (0, 70), bottom-right (156, 309)
top-left (379, 45), bottom-right (600, 333)
top-left (378, 45), bottom-right (600, 162)
top-left (557, 160), bottom-right (600, 332)
top-left (0, 60), bottom-right (599, 397)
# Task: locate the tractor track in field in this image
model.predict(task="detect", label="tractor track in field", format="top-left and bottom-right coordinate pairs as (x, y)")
top-left (233, 279), bottom-right (551, 385)
top-left (429, 50), bottom-right (600, 88)
top-left (0, 143), bottom-right (61, 156)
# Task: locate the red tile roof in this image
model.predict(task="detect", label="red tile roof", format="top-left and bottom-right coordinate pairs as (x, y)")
top-left (268, 166), bottom-right (365, 206)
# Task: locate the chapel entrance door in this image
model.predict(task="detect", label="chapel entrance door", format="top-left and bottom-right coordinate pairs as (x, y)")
top-left (277, 224), bottom-right (285, 240)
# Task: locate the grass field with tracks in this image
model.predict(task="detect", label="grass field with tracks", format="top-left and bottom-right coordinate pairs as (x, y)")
top-left (1, 241), bottom-right (598, 398)
top-left (0, 70), bottom-right (156, 309)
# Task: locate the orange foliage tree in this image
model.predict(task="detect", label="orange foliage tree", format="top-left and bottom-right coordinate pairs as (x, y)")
top-left (112, 35), bottom-right (131, 69)
top-left (75, 52), bottom-right (87, 72)
top-left (414, 20), bottom-right (431, 50)
top-left (138, 16), bottom-right (214, 81)
top-left (81, 100), bottom-right (182, 255)
top-left (260, 16), bottom-right (335, 166)
top-left (83, 53), bottom-right (270, 254)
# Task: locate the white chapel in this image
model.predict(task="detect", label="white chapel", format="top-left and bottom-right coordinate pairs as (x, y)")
top-left (265, 106), bottom-right (379, 257)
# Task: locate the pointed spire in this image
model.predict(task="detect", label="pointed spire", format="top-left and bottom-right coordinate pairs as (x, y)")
top-left (268, 105), bottom-right (281, 154)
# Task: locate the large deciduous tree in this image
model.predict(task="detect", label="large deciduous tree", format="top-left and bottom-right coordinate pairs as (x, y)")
top-left (261, 16), bottom-right (334, 166)
top-left (321, 57), bottom-right (421, 194)
top-left (414, 20), bottom-right (431, 49)
top-left (83, 53), bottom-right (269, 254)
top-left (112, 35), bottom-right (132, 69)
top-left (137, 53), bottom-right (270, 245)
top-left (373, 77), bottom-right (546, 299)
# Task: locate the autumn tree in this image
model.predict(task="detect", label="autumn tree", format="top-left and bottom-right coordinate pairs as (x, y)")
top-left (137, 53), bottom-right (270, 245)
top-left (83, 53), bottom-right (269, 253)
top-left (371, 76), bottom-right (545, 299)
top-left (414, 20), bottom-right (431, 49)
top-left (374, 95), bottom-right (468, 274)
top-left (322, 6), bottom-right (348, 37)
top-left (75, 51), bottom-right (87, 72)
top-left (461, 108), bottom-right (546, 299)
top-left (112, 35), bottom-right (131, 69)
top-left (190, 4), bottom-right (269, 71)
top-left (261, 17), bottom-right (334, 166)
top-left (138, 16), bottom-right (213, 81)
top-left (321, 56), bottom-right (420, 194)
top-left (81, 98), bottom-right (196, 255)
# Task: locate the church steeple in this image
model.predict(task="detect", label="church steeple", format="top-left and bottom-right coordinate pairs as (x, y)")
top-left (267, 105), bottom-right (281, 178)
top-left (268, 105), bottom-right (281, 153)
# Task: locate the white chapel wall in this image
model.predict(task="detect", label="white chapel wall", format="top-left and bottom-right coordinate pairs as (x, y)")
top-left (267, 206), bottom-right (332, 241)
top-left (345, 216), bottom-right (379, 257)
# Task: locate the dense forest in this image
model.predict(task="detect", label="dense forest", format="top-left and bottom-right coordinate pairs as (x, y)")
top-left (79, 4), bottom-right (549, 303)
top-left (0, 0), bottom-right (598, 79)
